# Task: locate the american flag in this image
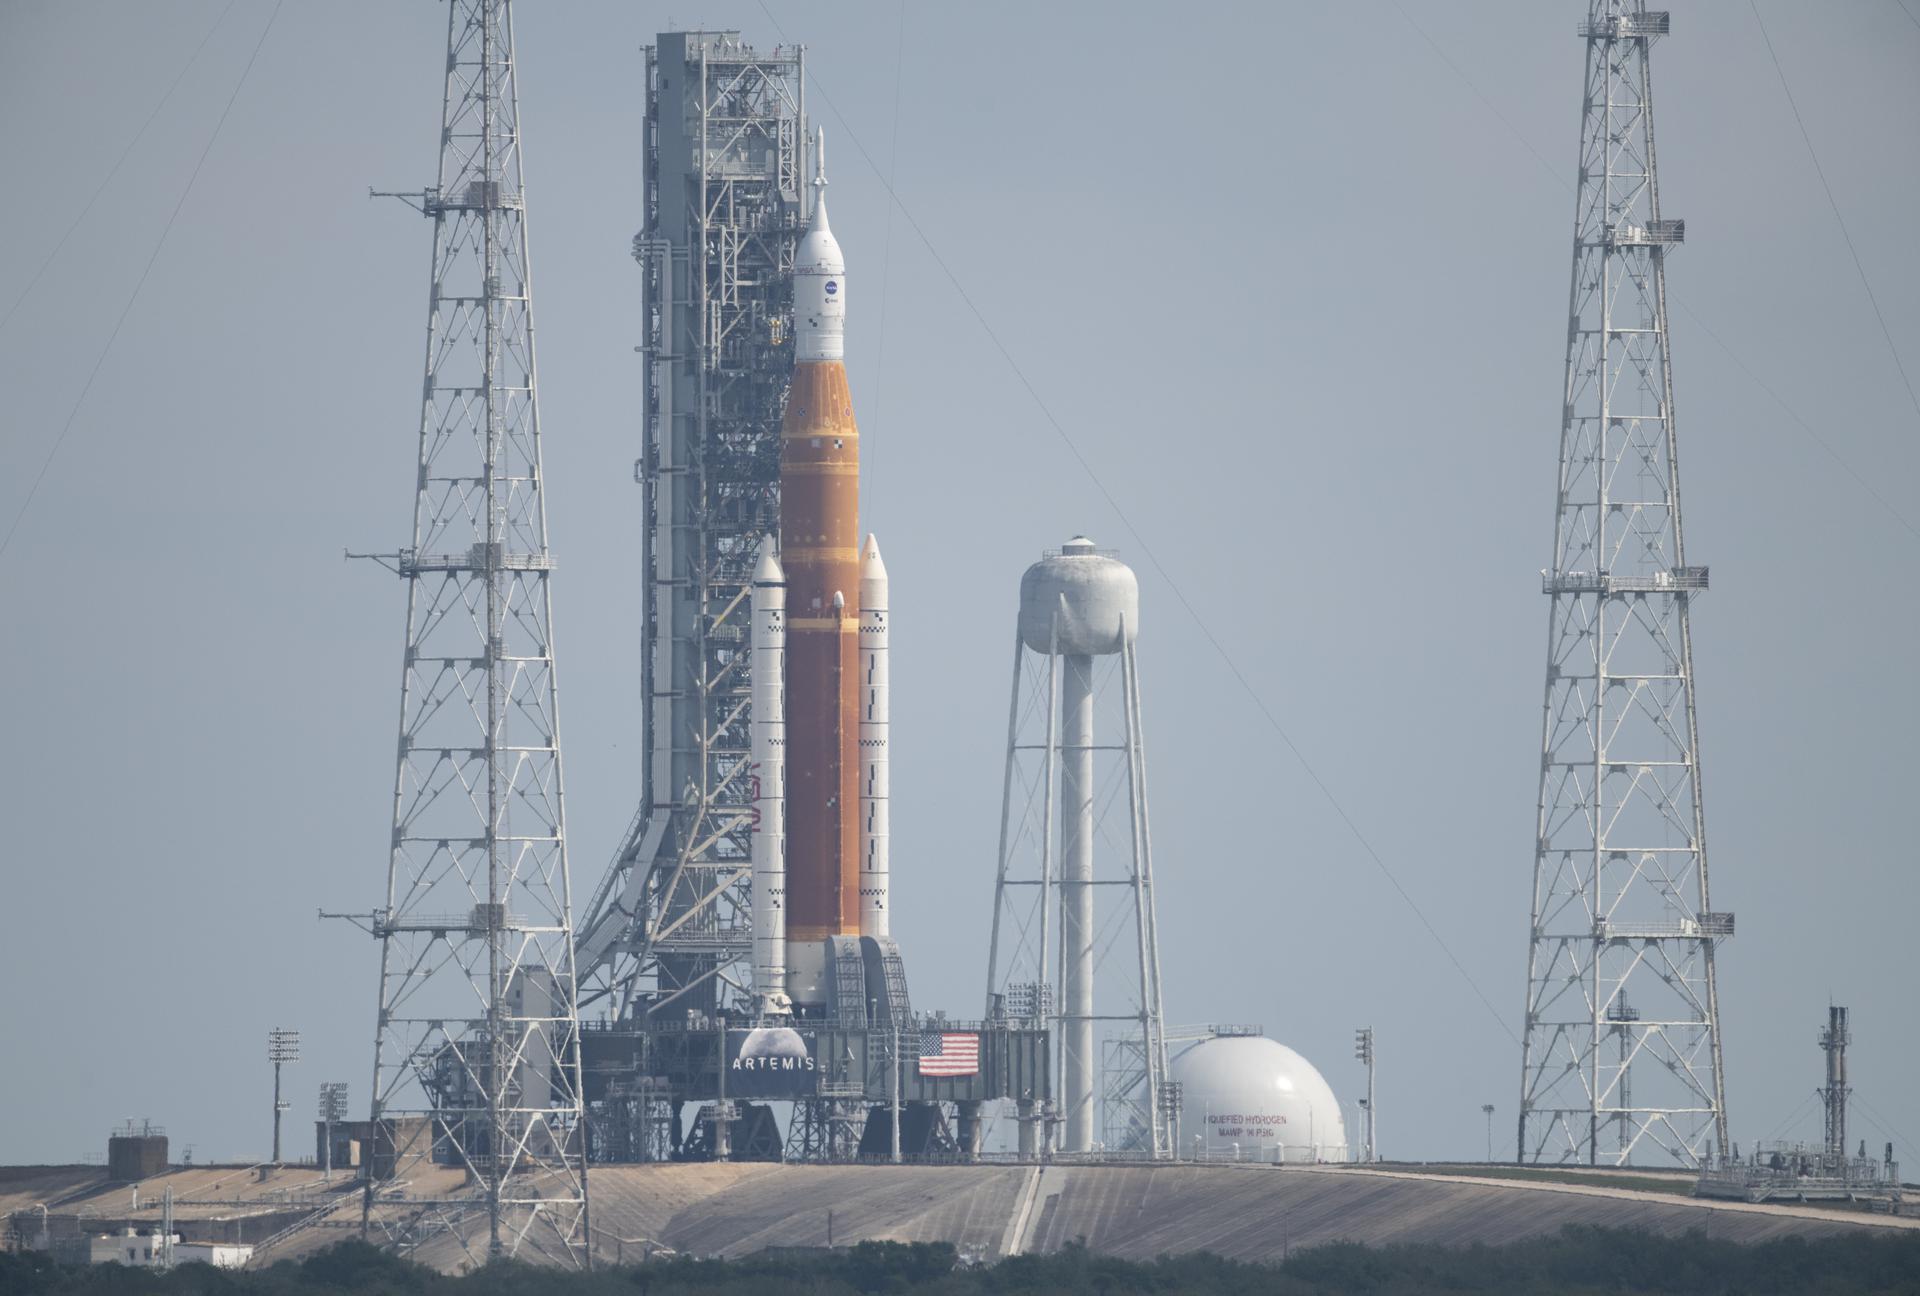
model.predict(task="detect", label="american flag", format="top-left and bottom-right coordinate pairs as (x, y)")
top-left (917, 1031), bottom-right (980, 1077)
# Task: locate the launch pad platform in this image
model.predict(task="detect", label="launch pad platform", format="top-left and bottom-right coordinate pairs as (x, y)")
top-left (580, 1018), bottom-right (1051, 1163)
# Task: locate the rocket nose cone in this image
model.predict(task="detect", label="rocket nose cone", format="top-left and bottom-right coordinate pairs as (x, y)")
top-left (861, 534), bottom-right (888, 580)
top-left (753, 542), bottom-right (785, 584)
top-left (832, 590), bottom-right (846, 609)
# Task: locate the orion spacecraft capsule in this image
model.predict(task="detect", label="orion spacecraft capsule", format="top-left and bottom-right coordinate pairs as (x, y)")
top-left (756, 131), bottom-right (892, 1010)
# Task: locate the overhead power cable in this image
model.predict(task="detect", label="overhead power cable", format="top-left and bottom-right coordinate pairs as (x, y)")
top-left (0, 1), bottom-right (285, 563)
top-left (1749, 1), bottom-right (1920, 425)
top-left (865, 0), bottom-right (908, 534)
top-left (1392, 1), bottom-right (1920, 546)
top-left (0, 0), bottom-right (240, 337)
top-left (756, 0), bottom-right (1520, 1046)
top-left (1756, 1088), bottom-right (1818, 1144)
top-left (1851, 1093), bottom-right (1916, 1160)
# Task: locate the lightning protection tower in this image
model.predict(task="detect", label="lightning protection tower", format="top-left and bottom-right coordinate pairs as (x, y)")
top-left (356, 0), bottom-right (588, 1264)
top-left (986, 538), bottom-right (1170, 1159)
top-left (574, 34), bottom-right (808, 1039)
top-left (1518, 1), bottom-right (1732, 1168)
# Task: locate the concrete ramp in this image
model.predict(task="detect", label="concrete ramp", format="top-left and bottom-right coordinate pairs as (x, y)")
top-left (37, 1160), bottom-right (1899, 1270)
top-left (574, 1163), bottom-right (1909, 1267)
top-left (592, 1164), bottom-right (1030, 1259)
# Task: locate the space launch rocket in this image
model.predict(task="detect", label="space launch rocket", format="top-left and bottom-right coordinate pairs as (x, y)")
top-left (752, 133), bottom-right (890, 1012)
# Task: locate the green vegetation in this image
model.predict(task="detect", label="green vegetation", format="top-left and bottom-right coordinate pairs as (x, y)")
top-left (3, 1227), bottom-right (1919, 1295)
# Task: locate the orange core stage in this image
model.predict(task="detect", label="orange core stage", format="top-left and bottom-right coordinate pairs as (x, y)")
top-left (779, 358), bottom-right (862, 943)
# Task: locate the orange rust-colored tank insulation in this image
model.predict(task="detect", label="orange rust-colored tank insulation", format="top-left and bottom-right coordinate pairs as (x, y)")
top-left (779, 359), bottom-right (862, 943)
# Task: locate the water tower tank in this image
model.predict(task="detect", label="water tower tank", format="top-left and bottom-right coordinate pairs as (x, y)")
top-left (1018, 536), bottom-right (1139, 656)
top-left (1171, 1035), bottom-right (1349, 1163)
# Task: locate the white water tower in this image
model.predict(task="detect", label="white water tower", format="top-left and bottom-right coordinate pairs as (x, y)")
top-left (986, 538), bottom-right (1169, 1158)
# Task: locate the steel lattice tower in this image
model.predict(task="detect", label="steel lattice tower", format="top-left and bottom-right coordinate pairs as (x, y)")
top-left (1517, 1), bottom-right (1732, 1168)
top-left (357, 0), bottom-right (588, 1262)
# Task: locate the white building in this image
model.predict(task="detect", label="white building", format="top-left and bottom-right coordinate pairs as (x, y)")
top-left (74, 1230), bottom-right (253, 1269)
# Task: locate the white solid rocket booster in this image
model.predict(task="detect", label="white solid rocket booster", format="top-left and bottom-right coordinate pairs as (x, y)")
top-left (751, 542), bottom-right (788, 1008)
top-left (859, 533), bottom-right (889, 937)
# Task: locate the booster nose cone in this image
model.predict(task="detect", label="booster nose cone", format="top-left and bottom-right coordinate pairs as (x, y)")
top-left (754, 541), bottom-right (786, 585)
top-left (860, 534), bottom-right (888, 603)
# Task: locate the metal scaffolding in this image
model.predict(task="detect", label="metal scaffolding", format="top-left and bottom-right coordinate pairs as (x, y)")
top-left (352, 0), bottom-right (587, 1263)
top-left (1517, 1), bottom-right (1731, 1168)
top-left (576, 32), bottom-right (807, 1029)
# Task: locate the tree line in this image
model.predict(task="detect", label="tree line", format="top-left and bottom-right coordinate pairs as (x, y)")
top-left (3, 1226), bottom-right (1918, 1295)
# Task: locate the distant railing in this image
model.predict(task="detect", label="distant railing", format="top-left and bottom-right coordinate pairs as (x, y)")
top-left (1605, 219), bottom-right (1685, 246)
top-left (1543, 566), bottom-right (1708, 595)
top-left (1595, 911), bottom-right (1734, 941)
top-left (1579, 13), bottom-right (1670, 39)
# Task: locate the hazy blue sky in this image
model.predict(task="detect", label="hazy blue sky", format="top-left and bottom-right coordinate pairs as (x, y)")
top-left (1, 1), bottom-right (1914, 1167)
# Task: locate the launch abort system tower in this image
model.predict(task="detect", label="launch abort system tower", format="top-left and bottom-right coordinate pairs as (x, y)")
top-left (1517, 1), bottom-right (1732, 1168)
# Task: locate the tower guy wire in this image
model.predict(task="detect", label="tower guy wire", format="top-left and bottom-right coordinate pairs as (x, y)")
top-left (865, 0), bottom-right (908, 535)
top-left (0, 1), bottom-right (284, 565)
top-left (1391, 0), bottom-right (1920, 545)
top-left (0, 0), bottom-right (240, 336)
top-left (1749, 0), bottom-right (1920, 425)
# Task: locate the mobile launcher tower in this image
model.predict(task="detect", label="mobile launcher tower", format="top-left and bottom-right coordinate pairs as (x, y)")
top-left (573, 31), bottom-right (1047, 1163)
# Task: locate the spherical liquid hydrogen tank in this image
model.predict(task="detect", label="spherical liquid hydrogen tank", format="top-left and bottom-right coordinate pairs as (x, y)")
top-left (1171, 1035), bottom-right (1349, 1163)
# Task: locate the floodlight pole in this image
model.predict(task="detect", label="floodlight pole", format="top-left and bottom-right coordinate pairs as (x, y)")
top-left (891, 1018), bottom-right (903, 1164)
top-left (1354, 1028), bottom-right (1376, 1162)
top-left (268, 1028), bottom-right (300, 1165)
top-left (319, 1083), bottom-right (349, 1182)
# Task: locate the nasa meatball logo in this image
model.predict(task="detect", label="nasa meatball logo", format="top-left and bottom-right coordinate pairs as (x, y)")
top-left (824, 280), bottom-right (839, 296)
